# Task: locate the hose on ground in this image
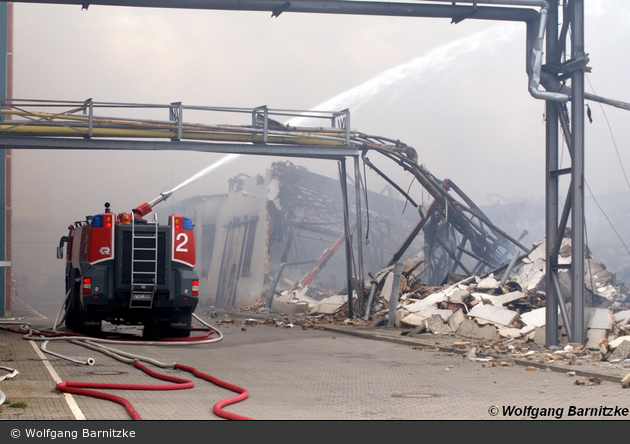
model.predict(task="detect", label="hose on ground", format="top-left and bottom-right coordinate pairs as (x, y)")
top-left (2, 315), bottom-right (253, 420)
top-left (56, 360), bottom-right (194, 421)
top-left (175, 363), bottom-right (253, 421)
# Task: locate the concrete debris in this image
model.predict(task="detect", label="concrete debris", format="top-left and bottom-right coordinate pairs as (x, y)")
top-left (607, 340), bottom-right (630, 362)
top-left (609, 336), bottom-right (630, 349)
top-left (466, 347), bottom-right (493, 362)
top-left (468, 304), bottom-right (519, 327)
top-left (328, 234), bottom-right (630, 352)
top-left (214, 230), bottom-right (630, 379)
top-left (574, 377), bottom-right (603, 386)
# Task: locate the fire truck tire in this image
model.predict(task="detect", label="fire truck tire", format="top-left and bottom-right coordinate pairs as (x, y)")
top-left (67, 287), bottom-right (101, 336)
top-left (76, 313), bottom-right (102, 336)
top-left (64, 272), bottom-right (79, 330)
top-left (158, 313), bottom-right (192, 339)
top-left (161, 327), bottom-right (191, 338)
top-left (64, 292), bottom-right (76, 330)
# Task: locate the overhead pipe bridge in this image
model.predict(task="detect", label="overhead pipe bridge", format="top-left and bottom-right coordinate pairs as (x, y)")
top-left (0, 98), bottom-right (528, 317)
top-left (3, 0), bottom-right (629, 343)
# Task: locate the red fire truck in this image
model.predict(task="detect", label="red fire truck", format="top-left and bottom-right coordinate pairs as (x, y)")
top-left (57, 197), bottom-right (199, 339)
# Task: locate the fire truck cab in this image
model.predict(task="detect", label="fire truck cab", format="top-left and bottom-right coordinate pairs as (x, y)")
top-left (58, 202), bottom-right (199, 339)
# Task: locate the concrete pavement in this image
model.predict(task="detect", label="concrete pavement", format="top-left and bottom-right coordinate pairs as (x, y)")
top-left (1, 313), bottom-right (630, 422)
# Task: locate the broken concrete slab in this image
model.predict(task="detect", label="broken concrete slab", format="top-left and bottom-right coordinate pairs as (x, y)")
top-left (456, 318), bottom-right (500, 342)
top-left (406, 305), bottom-right (453, 322)
top-left (471, 291), bottom-right (526, 308)
top-left (498, 326), bottom-right (523, 339)
top-left (381, 271), bottom-right (395, 302)
top-left (585, 307), bottom-right (614, 330)
top-left (520, 307), bottom-right (547, 328)
top-left (476, 275), bottom-right (499, 290)
top-left (533, 326), bottom-right (546, 345)
top-left (614, 310), bottom-right (630, 325)
top-left (608, 340), bottom-right (630, 362)
top-left (448, 309), bottom-right (466, 332)
top-left (468, 304), bottom-right (518, 327)
top-left (584, 328), bottom-right (608, 350)
top-left (425, 314), bottom-right (451, 335)
top-left (271, 298), bottom-right (309, 315)
top-left (609, 336), bottom-right (630, 349)
top-left (400, 312), bottom-right (427, 327)
top-left (404, 291), bottom-right (449, 313)
top-left (448, 289), bottom-right (470, 305)
top-left (308, 294), bottom-right (347, 315)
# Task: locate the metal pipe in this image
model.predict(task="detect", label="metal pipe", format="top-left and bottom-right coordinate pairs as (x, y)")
top-left (361, 154), bottom-right (418, 208)
top-left (570, 0), bottom-right (586, 345)
top-left (544, 0), bottom-right (559, 347)
top-left (353, 155), bottom-right (365, 317)
top-left (527, 6), bottom-right (569, 102)
top-left (363, 273), bottom-right (378, 321)
top-left (499, 249), bottom-right (521, 287)
top-left (387, 262), bottom-right (403, 328)
top-left (540, 73), bottom-right (630, 112)
top-left (388, 214), bottom-right (430, 266)
top-left (0, 0), bottom-right (540, 23)
top-left (552, 272), bottom-right (572, 343)
top-left (339, 158), bottom-right (355, 317)
top-left (405, 0), bottom-right (548, 6)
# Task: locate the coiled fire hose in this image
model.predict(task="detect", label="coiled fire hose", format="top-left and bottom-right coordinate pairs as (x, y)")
top-left (1, 313), bottom-right (254, 420)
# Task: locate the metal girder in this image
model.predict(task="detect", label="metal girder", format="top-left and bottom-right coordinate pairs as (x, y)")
top-left (0, 136), bottom-right (359, 160)
top-left (545, 0), bottom-right (587, 346)
top-left (1, 0), bottom-right (539, 24)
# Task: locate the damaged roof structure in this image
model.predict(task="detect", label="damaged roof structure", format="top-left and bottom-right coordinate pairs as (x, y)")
top-left (175, 137), bottom-right (630, 363)
top-left (173, 159), bottom-right (426, 308)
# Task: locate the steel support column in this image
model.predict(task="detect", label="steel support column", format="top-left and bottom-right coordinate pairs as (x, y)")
top-left (339, 158), bottom-right (355, 317)
top-left (353, 155), bottom-right (365, 316)
top-left (0, 3), bottom-right (8, 317)
top-left (544, 0), bottom-right (559, 346)
top-left (570, 0), bottom-right (586, 344)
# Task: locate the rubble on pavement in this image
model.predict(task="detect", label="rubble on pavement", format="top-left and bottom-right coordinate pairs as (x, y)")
top-left (222, 235), bottom-right (630, 371)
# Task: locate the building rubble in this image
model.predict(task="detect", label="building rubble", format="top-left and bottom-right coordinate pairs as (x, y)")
top-left (258, 233), bottom-right (630, 368)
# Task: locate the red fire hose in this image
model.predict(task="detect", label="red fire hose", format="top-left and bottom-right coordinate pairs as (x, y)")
top-left (175, 363), bottom-right (252, 421)
top-left (4, 323), bottom-right (254, 420)
top-left (55, 359), bottom-right (254, 420)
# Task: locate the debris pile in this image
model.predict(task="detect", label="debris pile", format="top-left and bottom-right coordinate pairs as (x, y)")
top-left (260, 235), bottom-right (630, 364)
top-left (368, 237), bottom-right (630, 350)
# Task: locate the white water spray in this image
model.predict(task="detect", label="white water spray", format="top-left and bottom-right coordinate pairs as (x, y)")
top-left (166, 23), bottom-right (519, 195)
top-left (287, 22), bottom-right (518, 127)
top-left (166, 153), bottom-right (241, 195)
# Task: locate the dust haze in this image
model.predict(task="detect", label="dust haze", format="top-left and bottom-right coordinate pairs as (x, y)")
top-left (11, 1), bottom-right (630, 303)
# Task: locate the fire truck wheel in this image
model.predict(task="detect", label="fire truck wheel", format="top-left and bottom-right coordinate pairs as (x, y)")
top-left (76, 314), bottom-right (102, 336)
top-left (64, 272), bottom-right (79, 330)
top-left (142, 322), bottom-right (161, 341)
top-left (159, 313), bottom-right (192, 338)
top-left (160, 327), bottom-right (191, 338)
top-left (65, 308), bottom-right (75, 330)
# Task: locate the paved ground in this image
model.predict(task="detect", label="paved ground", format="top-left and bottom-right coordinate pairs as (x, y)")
top-left (1, 297), bottom-right (630, 427)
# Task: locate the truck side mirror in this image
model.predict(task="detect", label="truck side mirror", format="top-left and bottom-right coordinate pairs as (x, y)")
top-left (57, 236), bottom-right (69, 259)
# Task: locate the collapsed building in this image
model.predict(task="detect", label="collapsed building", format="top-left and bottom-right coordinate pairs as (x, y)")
top-left (172, 160), bottom-right (424, 308)
top-left (172, 152), bottom-right (630, 357)
top-left (173, 150), bottom-right (534, 314)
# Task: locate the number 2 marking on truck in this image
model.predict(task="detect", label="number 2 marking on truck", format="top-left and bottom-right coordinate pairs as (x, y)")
top-left (176, 233), bottom-right (188, 252)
